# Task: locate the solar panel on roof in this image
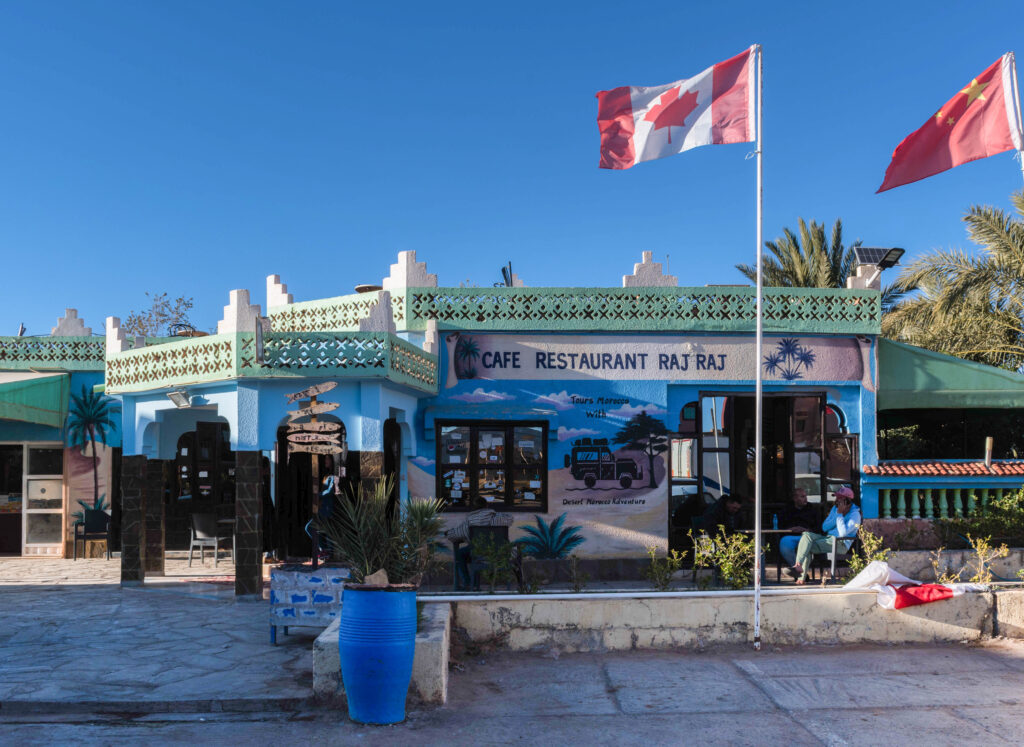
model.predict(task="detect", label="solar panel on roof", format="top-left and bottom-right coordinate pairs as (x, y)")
top-left (854, 247), bottom-right (893, 265)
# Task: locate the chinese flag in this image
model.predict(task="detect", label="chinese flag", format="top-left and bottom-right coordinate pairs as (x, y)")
top-left (878, 53), bottom-right (1024, 192)
top-left (596, 46), bottom-right (757, 170)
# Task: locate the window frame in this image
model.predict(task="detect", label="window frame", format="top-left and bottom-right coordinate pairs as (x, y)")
top-left (434, 420), bottom-right (548, 513)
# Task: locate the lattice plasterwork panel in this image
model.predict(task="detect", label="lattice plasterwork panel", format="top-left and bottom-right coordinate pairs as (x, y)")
top-left (269, 293), bottom-right (405, 332)
top-left (106, 334), bottom-right (236, 392)
top-left (0, 336), bottom-right (105, 371)
top-left (388, 335), bottom-right (439, 390)
top-left (404, 287), bottom-right (881, 334)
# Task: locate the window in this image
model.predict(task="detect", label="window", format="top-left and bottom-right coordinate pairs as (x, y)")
top-left (436, 421), bottom-right (547, 512)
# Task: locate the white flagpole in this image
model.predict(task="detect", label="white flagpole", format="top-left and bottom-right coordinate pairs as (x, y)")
top-left (753, 44), bottom-right (764, 652)
top-left (1010, 52), bottom-right (1024, 184)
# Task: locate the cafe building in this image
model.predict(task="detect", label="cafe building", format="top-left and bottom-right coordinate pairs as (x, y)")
top-left (102, 250), bottom-right (893, 590)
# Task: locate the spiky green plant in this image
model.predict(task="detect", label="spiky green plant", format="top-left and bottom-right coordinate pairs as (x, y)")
top-left (317, 476), bottom-right (446, 584)
top-left (66, 386), bottom-right (120, 510)
top-left (515, 513), bottom-right (585, 559)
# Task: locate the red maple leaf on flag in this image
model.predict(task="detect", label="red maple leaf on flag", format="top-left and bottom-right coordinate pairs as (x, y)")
top-left (643, 86), bottom-right (699, 143)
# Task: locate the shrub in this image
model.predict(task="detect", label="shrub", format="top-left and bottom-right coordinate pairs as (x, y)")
top-left (936, 488), bottom-right (1024, 548)
top-left (644, 546), bottom-right (686, 591)
top-left (471, 534), bottom-right (516, 593)
top-left (847, 528), bottom-right (892, 576)
top-left (689, 530), bottom-right (759, 590)
top-left (568, 554), bottom-right (590, 593)
top-left (317, 477), bottom-right (445, 585)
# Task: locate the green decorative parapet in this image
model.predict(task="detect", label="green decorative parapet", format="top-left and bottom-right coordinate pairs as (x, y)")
top-left (269, 292), bottom-right (406, 333)
top-left (402, 286), bottom-right (881, 334)
top-left (265, 286), bottom-right (880, 335)
top-left (106, 331), bottom-right (438, 394)
top-left (0, 336), bottom-right (106, 371)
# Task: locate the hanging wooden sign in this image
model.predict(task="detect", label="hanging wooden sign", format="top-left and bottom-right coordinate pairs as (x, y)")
top-left (287, 442), bottom-right (345, 455)
top-left (286, 381), bottom-right (338, 404)
top-left (286, 421), bottom-right (343, 433)
top-left (287, 401), bottom-right (340, 420)
top-left (287, 432), bottom-right (341, 444)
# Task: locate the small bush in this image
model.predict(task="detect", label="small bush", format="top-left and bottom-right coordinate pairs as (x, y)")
top-left (568, 554), bottom-right (590, 593)
top-left (936, 488), bottom-right (1024, 548)
top-left (644, 546), bottom-right (686, 591)
top-left (689, 530), bottom-right (759, 590)
top-left (847, 528), bottom-right (892, 576)
top-left (471, 534), bottom-right (516, 593)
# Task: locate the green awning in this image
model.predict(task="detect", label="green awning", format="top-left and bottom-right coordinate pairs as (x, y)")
top-left (0, 372), bottom-right (70, 428)
top-left (878, 339), bottom-right (1024, 410)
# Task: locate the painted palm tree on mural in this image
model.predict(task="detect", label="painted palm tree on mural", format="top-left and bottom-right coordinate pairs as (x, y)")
top-left (883, 191), bottom-right (1024, 371)
top-left (613, 411), bottom-right (669, 489)
top-left (735, 217), bottom-right (906, 312)
top-left (66, 386), bottom-right (120, 509)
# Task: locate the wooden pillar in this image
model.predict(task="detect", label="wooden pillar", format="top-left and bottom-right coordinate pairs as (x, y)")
top-left (235, 450), bottom-right (262, 599)
top-left (143, 459), bottom-right (167, 576)
top-left (120, 455), bottom-right (146, 586)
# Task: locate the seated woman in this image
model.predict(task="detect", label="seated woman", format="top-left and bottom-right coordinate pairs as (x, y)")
top-left (784, 486), bottom-right (861, 585)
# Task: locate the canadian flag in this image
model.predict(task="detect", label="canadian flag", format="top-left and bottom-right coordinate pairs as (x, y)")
top-left (596, 46), bottom-right (757, 170)
top-left (846, 561), bottom-right (987, 610)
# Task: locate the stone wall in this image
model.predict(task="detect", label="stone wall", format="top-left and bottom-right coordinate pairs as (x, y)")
top-left (313, 602), bottom-right (450, 705)
top-left (451, 590), bottom-right (997, 652)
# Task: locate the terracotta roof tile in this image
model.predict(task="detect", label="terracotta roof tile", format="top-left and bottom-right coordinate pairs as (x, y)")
top-left (863, 460), bottom-right (1024, 477)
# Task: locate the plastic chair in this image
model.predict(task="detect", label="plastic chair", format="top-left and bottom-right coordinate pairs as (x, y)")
top-left (73, 509), bottom-right (110, 560)
top-left (810, 533), bottom-right (861, 582)
top-left (189, 513), bottom-right (226, 567)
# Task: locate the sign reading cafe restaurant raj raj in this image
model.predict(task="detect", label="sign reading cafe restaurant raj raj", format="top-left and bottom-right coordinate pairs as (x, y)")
top-left (444, 333), bottom-right (870, 386)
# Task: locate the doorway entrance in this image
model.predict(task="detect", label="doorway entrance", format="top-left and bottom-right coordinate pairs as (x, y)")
top-left (668, 393), bottom-right (858, 553)
top-left (274, 420), bottom-right (348, 560)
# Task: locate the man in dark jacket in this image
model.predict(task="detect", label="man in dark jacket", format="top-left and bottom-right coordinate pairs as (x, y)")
top-left (695, 493), bottom-right (745, 534)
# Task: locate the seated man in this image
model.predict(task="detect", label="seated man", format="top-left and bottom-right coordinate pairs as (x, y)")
top-left (785, 486), bottom-right (861, 585)
top-left (445, 502), bottom-right (514, 589)
top-left (778, 487), bottom-right (819, 568)
top-left (694, 493), bottom-right (745, 535)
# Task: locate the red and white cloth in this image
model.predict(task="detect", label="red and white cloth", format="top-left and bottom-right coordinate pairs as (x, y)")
top-left (596, 46), bottom-right (757, 169)
top-left (845, 561), bottom-right (987, 610)
top-left (877, 52), bottom-right (1024, 192)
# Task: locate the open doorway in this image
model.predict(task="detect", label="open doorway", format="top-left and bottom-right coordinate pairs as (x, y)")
top-left (668, 393), bottom-right (858, 553)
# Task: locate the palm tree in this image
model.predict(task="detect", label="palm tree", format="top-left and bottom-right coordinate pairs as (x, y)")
top-left (885, 191), bottom-right (1024, 370)
top-left (736, 218), bottom-right (906, 311)
top-left (737, 218), bottom-right (857, 289)
top-left (66, 386), bottom-right (120, 509)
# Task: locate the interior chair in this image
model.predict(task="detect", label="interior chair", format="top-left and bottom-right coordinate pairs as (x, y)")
top-left (73, 509), bottom-right (111, 560)
top-left (466, 524), bottom-right (512, 591)
top-left (189, 513), bottom-right (226, 567)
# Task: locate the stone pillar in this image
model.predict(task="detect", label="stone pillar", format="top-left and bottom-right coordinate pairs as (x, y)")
top-left (235, 451), bottom-right (262, 598)
top-left (143, 460), bottom-right (167, 576)
top-left (120, 455), bottom-right (147, 586)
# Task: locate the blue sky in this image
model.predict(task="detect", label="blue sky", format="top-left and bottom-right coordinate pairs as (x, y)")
top-left (2, 1), bottom-right (1022, 335)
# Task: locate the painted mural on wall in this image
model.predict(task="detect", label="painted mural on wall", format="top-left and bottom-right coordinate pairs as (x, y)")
top-left (63, 387), bottom-right (119, 554)
top-left (443, 333), bottom-right (869, 387)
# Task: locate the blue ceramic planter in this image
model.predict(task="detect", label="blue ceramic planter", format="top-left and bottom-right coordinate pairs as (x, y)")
top-left (339, 584), bottom-right (417, 724)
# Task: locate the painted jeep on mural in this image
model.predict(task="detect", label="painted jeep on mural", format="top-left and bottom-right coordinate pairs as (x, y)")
top-left (564, 438), bottom-right (643, 489)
